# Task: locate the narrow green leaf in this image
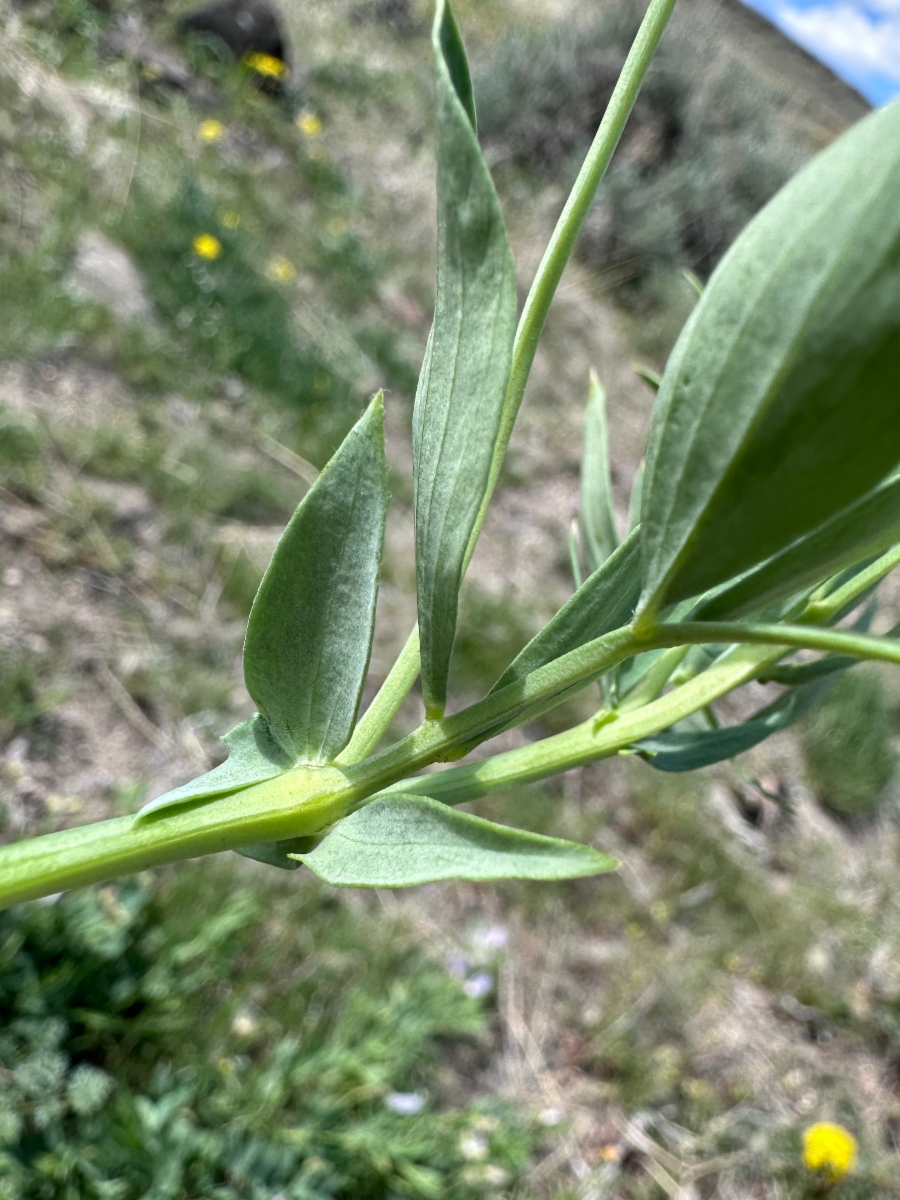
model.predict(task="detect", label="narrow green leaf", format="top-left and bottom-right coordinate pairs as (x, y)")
top-left (492, 529), bottom-right (641, 692)
top-left (413, 0), bottom-right (517, 717)
top-left (695, 474), bottom-right (900, 621)
top-left (640, 97), bottom-right (900, 618)
top-left (759, 657), bottom-right (857, 686)
top-left (579, 370), bottom-right (619, 573)
top-left (632, 677), bottom-right (834, 772)
top-left (137, 715), bottom-right (292, 819)
top-left (244, 394), bottom-right (389, 761)
top-left (632, 363), bottom-right (661, 392)
top-left (292, 794), bottom-right (616, 886)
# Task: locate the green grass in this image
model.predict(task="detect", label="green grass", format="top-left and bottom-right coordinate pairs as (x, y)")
top-left (0, 867), bottom-right (539, 1200)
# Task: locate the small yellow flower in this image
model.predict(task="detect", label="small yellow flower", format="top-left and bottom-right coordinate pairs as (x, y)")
top-left (265, 255), bottom-right (296, 284)
top-left (192, 233), bottom-right (222, 260)
top-left (245, 52), bottom-right (288, 81)
top-left (802, 1122), bottom-right (857, 1182)
top-left (198, 118), bottom-right (225, 143)
top-left (326, 216), bottom-right (348, 237)
top-left (221, 210), bottom-right (241, 229)
top-left (296, 110), bottom-right (322, 138)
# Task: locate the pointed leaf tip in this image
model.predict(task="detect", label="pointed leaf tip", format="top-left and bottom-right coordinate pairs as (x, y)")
top-left (292, 794), bottom-right (617, 886)
top-left (413, 3), bottom-right (517, 715)
top-left (244, 394), bottom-right (389, 762)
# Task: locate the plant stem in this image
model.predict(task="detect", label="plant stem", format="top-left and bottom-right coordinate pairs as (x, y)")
top-left (348, 0), bottom-right (680, 732)
top-left (664, 621), bottom-right (900, 667)
top-left (0, 766), bottom-right (356, 910)
top-left (6, 605), bottom-right (900, 909)
top-left (337, 625), bottom-right (421, 763)
top-left (378, 640), bottom-right (788, 806)
top-left (805, 543), bottom-right (900, 622)
top-left (466, 0), bottom-right (679, 564)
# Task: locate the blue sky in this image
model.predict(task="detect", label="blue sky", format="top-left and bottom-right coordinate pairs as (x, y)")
top-left (741, 0), bottom-right (900, 103)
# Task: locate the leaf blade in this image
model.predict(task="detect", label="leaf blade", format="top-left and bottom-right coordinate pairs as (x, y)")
top-left (244, 394), bottom-right (389, 762)
top-left (137, 715), bottom-right (291, 819)
top-left (632, 677), bottom-right (835, 772)
top-left (695, 474), bottom-right (900, 621)
top-left (640, 97), bottom-right (900, 616)
top-left (413, 0), bottom-right (518, 717)
top-left (292, 794), bottom-right (616, 886)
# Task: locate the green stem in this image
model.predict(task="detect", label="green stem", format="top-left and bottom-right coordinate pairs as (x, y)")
top-left (379, 640), bottom-right (788, 806)
top-left (0, 766), bottom-right (355, 910)
top-left (665, 621), bottom-right (900, 667)
top-left (617, 644), bottom-right (690, 711)
top-left (337, 625), bottom-right (420, 763)
top-left (805, 543), bottom-right (900, 622)
top-left (465, 0), bottom-right (679, 565)
top-left (356, 0), bottom-right (680, 731)
top-left (6, 608), bottom-right (900, 909)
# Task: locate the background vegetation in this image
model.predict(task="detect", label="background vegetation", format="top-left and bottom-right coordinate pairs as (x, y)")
top-left (1, 0), bottom-right (898, 1195)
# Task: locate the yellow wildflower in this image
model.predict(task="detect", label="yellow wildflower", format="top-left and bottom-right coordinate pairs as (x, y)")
top-left (326, 216), bottom-right (348, 237)
top-left (802, 1123), bottom-right (857, 1182)
top-left (221, 210), bottom-right (241, 229)
top-left (192, 233), bottom-right (222, 260)
top-left (198, 118), bottom-right (225, 143)
top-left (265, 256), bottom-right (297, 284)
top-left (296, 110), bottom-right (323, 138)
top-left (245, 52), bottom-right (288, 81)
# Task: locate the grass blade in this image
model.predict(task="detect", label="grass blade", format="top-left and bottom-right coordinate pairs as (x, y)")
top-left (579, 369), bottom-right (619, 573)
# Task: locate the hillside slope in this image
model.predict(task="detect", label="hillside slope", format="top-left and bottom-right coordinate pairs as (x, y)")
top-left (2, 3), bottom-right (900, 1197)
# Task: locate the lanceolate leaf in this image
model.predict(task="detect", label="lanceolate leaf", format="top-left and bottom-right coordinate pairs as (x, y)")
top-left (695, 474), bottom-right (900, 621)
top-left (632, 677), bottom-right (835, 772)
top-left (640, 97), bottom-right (900, 618)
top-left (413, 0), bottom-right (517, 717)
top-left (244, 394), bottom-right (389, 762)
top-left (492, 529), bottom-right (641, 692)
top-left (579, 370), bottom-right (619, 574)
top-left (138, 715), bottom-right (292, 819)
top-left (292, 794), bottom-right (616, 886)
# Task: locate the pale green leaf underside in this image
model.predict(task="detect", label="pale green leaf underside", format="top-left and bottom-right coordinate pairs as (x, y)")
top-left (244, 395), bottom-right (389, 762)
top-left (696, 473), bottom-right (900, 621)
top-left (413, 0), bottom-right (518, 716)
top-left (137, 715), bottom-right (291, 819)
top-left (292, 794), bottom-right (617, 886)
top-left (641, 96), bottom-right (900, 614)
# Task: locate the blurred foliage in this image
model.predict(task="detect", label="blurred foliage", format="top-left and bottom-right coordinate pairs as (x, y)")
top-left (118, 181), bottom-right (349, 412)
top-left (475, 7), bottom-right (801, 291)
top-left (0, 870), bottom-right (535, 1199)
top-left (802, 668), bottom-right (897, 816)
